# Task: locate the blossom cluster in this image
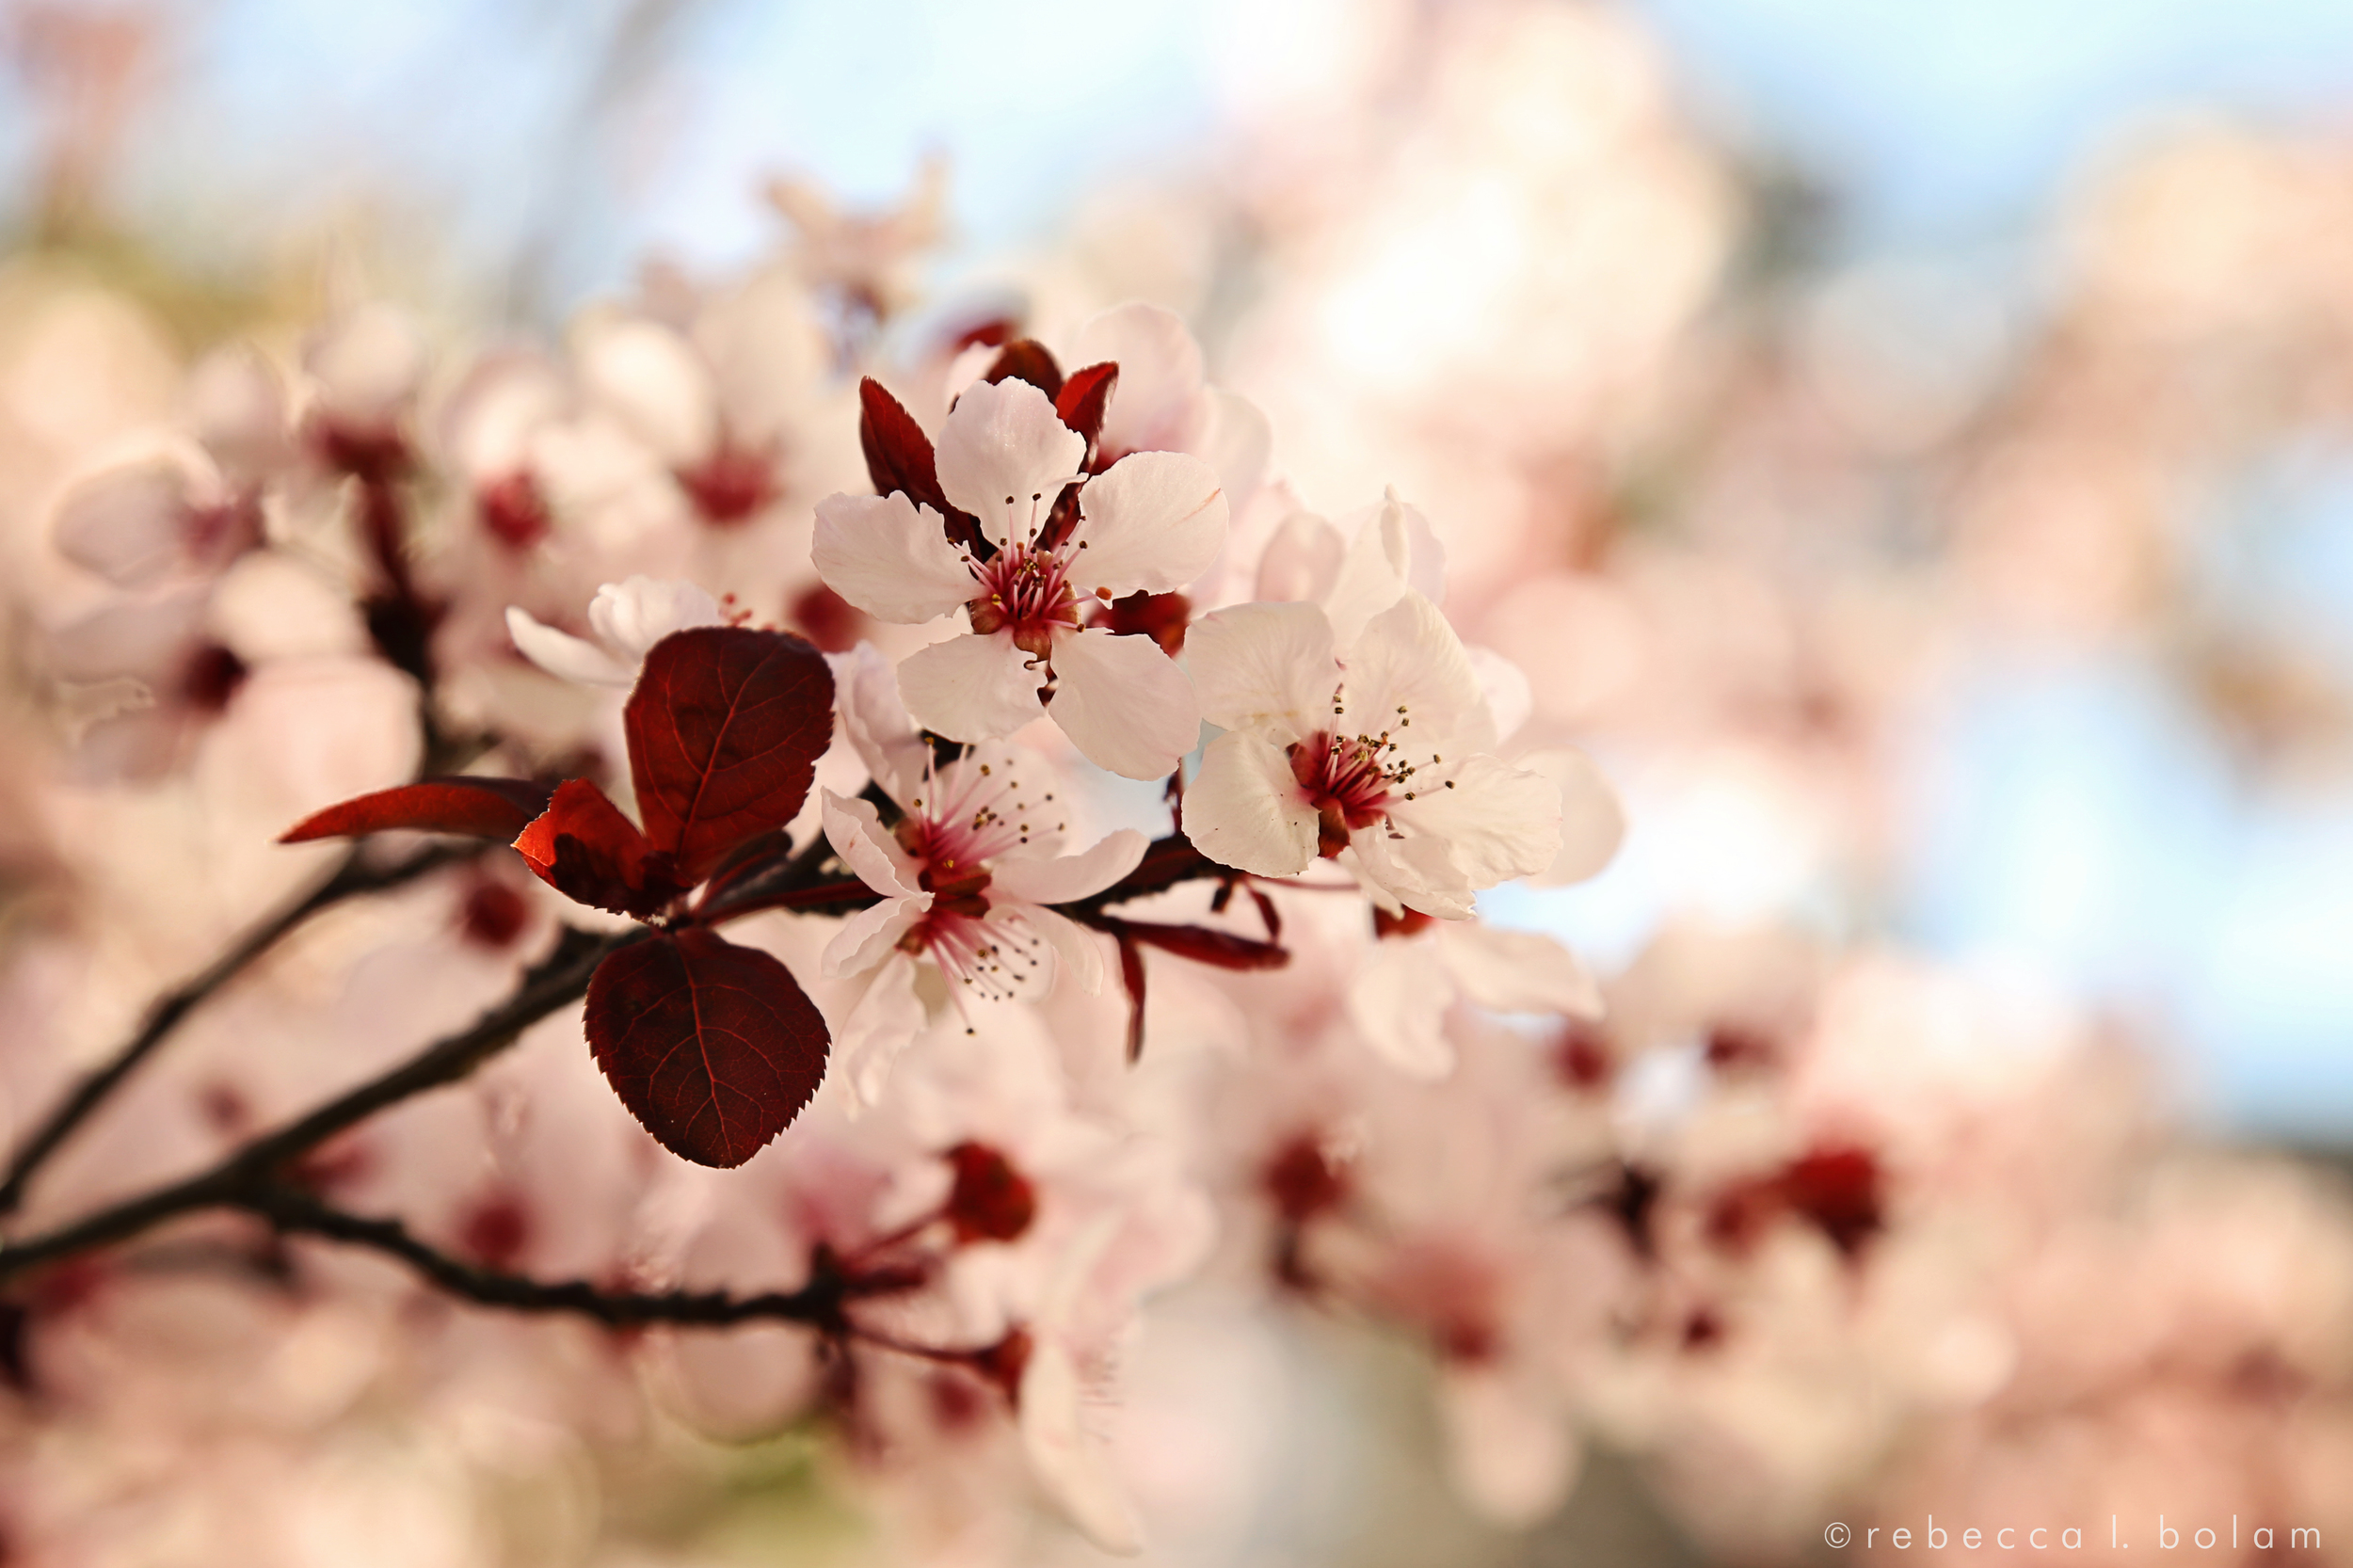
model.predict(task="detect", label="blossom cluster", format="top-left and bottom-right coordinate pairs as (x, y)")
top-left (2, 0), bottom-right (2351, 1562)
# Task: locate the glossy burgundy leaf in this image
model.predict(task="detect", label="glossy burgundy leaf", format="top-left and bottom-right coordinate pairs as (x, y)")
top-left (982, 338), bottom-right (1064, 399)
top-left (511, 778), bottom-right (689, 917)
top-left (857, 376), bottom-right (951, 515)
top-left (1055, 360), bottom-right (1118, 455)
top-left (624, 626), bottom-right (835, 884)
top-left (279, 776), bottom-right (553, 845)
top-left (584, 927), bottom-right (830, 1168)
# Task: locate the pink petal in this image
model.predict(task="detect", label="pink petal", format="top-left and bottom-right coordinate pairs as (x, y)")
top-left (1069, 449), bottom-right (1226, 596)
top-left (52, 457), bottom-right (202, 589)
top-left (1388, 753), bottom-right (1562, 888)
top-left (1072, 301), bottom-right (1205, 457)
top-left (1021, 904), bottom-right (1108, 994)
top-left (897, 631), bottom-right (1047, 742)
top-left (504, 606), bottom-right (632, 687)
top-left (823, 895), bottom-right (929, 980)
top-left (585, 575), bottom-right (723, 659)
top-left (991, 828), bottom-right (1147, 905)
top-left (1183, 601), bottom-right (1333, 739)
top-left (1343, 591), bottom-right (1490, 752)
top-left (933, 377), bottom-right (1084, 548)
top-left (1048, 626), bottom-right (1200, 780)
top-left (825, 643), bottom-right (929, 807)
top-left (821, 789), bottom-right (923, 898)
top-left (1019, 1341), bottom-right (1144, 1556)
top-left (812, 490), bottom-right (977, 624)
top-left (1517, 746), bottom-right (1625, 887)
top-left (1184, 730), bottom-right (1318, 877)
top-left (1435, 923), bottom-right (1602, 1019)
top-left (1347, 938), bottom-right (1459, 1078)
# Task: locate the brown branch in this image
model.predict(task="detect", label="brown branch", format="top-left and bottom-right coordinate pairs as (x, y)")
top-left (0, 840), bottom-right (482, 1218)
top-left (236, 1183), bottom-right (846, 1329)
top-left (0, 924), bottom-right (638, 1287)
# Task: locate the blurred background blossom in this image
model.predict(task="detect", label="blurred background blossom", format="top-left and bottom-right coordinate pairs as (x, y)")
top-left (8, 0), bottom-right (2353, 1563)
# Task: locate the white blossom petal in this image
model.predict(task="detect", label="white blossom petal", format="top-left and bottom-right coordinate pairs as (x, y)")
top-left (1023, 904), bottom-right (1108, 994)
top-left (1048, 626), bottom-right (1200, 780)
top-left (812, 491), bottom-right (977, 624)
top-left (991, 828), bottom-right (1146, 906)
top-left (898, 632), bottom-right (1047, 743)
top-left (836, 952), bottom-right (926, 1111)
top-left (933, 377), bottom-right (1084, 548)
top-left (825, 643), bottom-right (929, 807)
top-left (505, 606), bottom-right (633, 686)
top-left (1073, 301), bottom-right (1206, 457)
top-left (1184, 601), bottom-right (1333, 739)
top-left (1435, 923), bottom-right (1602, 1019)
top-left (1348, 827), bottom-right (1477, 920)
top-left (1019, 1339), bottom-right (1143, 1555)
top-left (53, 457), bottom-right (201, 589)
top-left (1518, 747), bottom-right (1626, 887)
top-left (1322, 490), bottom-right (1416, 649)
top-left (1344, 591), bottom-right (1487, 752)
top-left (824, 895), bottom-right (929, 979)
top-left (1386, 752), bottom-right (1562, 889)
top-left (1068, 450), bottom-right (1227, 596)
top-left (1348, 938), bottom-right (1459, 1078)
top-left (1253, 510), bottom-right (1346, 603)
top-left (1186, 730), bottom-right (1318, 877)
top-left (586, 575), bottom-right (723, 661)
top-left (821, 789), bottom-right (923, 898)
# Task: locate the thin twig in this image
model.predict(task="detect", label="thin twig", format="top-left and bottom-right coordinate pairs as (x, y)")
top-left (0, 840), bottom-right (481, 1217)
top-left (238, 1183), bottom-right (844, 1328)
top-left (0, 924), bottom-right (636, 1287)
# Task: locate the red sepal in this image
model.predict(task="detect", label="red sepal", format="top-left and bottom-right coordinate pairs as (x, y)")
top-left (982, 338), bottom-right (1064, 399)
top-left (584, 927), bottom-right (830, 1168)
top-left (1054, 360), bottom-right (1118, 456)
top-left (280, 777), bottom-right (554, 845)
top-left (1114, 920), bottom-right (1290, 971)
top-left (624, 626), bottom-right (835, 884)
top-left (857, 376), bottom-right (951, 515)
top-left (856, 376), bottom-right (984, 552)
top-left (511, 778), bottom-right (689, 918)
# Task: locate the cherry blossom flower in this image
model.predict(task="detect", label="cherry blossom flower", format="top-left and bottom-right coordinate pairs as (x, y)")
top-left (503, 574), bottom-right (724, 687)
top-left (1183, 590), bottom-right (1561, 917)
top-left (812, 376), bottom-right (1227, 779)
top-left (818, 650), bottom-right (1145, 1099)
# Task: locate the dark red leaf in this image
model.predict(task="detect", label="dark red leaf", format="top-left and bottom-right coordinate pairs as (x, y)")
top-left (584, 927), bottom-right (830, 1167)
top-left (857, 376), bottom-right (951, 515)
top-left (511, 778), bottom-right (690, 917)
top-left (1114, 919), bottom-right (1290, 971)
top-left (624, 627), bottom-right (835, 884)
top-left (982, 338), bottom-right (1064, 399)
top-left (1055, 361), bottom-right (1118, 454)
top-left (280, 777), bottom-right (554, 844)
